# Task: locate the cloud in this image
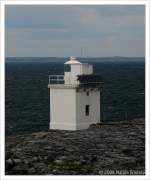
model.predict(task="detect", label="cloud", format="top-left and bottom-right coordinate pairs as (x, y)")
top-left (5, 5), bottom-right (145, 57)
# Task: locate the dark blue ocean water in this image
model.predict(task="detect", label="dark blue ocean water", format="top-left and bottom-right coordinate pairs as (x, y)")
top-left (5, 57), bottom-right (145, 135)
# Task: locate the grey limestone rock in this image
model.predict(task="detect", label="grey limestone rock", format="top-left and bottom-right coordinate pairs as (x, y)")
top-left (5, 118), bottom-right (145, 175)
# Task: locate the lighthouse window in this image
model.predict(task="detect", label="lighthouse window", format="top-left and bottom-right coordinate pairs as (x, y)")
top-left (86, 91), bottom-right (89, 96)
top-left (64, 64), bottom-right (71, 72)
top-left (85, 105), bottom-right (90, 116)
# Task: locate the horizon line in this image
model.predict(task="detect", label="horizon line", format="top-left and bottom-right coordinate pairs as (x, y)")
top-left (6, 56), bottom-right (145, 58)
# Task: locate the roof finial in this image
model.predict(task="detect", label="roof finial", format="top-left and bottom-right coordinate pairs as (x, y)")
top-left (65, 57), bottom-right (81, 64)
top-left (70, 56), bottom-right (76, 60)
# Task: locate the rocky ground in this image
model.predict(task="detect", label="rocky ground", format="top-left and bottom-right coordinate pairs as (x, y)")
top-left (5, 119), bottom-right (145, 175)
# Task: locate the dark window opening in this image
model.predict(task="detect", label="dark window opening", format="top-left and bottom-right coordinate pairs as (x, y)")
top-left (86, 91), bottom-right (89, 96)
top-left (64, 64), bottom-right (71, 72)
top-left (85, 105), bottom-right (90, 116)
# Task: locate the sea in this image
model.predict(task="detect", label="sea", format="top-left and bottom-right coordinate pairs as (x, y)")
top-left (5, 57), bottom-right (145, 136)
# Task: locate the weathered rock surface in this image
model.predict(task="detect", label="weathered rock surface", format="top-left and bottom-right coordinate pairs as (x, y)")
top-left (5, 119), bottom-right (145, 175)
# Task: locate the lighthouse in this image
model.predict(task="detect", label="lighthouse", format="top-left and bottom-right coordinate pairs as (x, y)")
top-left (48, 57), bottom-right (103, 130)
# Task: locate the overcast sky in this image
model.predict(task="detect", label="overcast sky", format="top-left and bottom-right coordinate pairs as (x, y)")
top-left (5, 5), bottom-right (145, 57)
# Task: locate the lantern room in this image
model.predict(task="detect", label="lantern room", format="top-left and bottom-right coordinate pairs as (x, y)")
top-left (64, 57), bottom-right (93, 85)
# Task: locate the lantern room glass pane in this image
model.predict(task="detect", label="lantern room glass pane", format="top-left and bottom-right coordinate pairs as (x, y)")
top-left (64, 64), bottom-right (71, 72)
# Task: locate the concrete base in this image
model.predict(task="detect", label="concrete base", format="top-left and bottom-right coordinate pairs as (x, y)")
top-left (50, 121), bottom-right (99, 130)
top-left (50, 123), bottom-right (77, 130)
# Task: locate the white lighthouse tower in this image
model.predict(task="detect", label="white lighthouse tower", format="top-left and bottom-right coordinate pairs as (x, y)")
top-left (48, 57), bottom-right (103, 130)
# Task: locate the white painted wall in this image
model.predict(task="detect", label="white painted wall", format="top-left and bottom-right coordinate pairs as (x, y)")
top-left (81, 64), bottom-right (93, 75)
top-left (71, 64), bottom-right (82, 76)
top-left (50, 88), bottom-right (77, 130)
top-left (49, 87), bottom-right (100, 130)
top-left (76, 90), bottom-right (100, 130)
